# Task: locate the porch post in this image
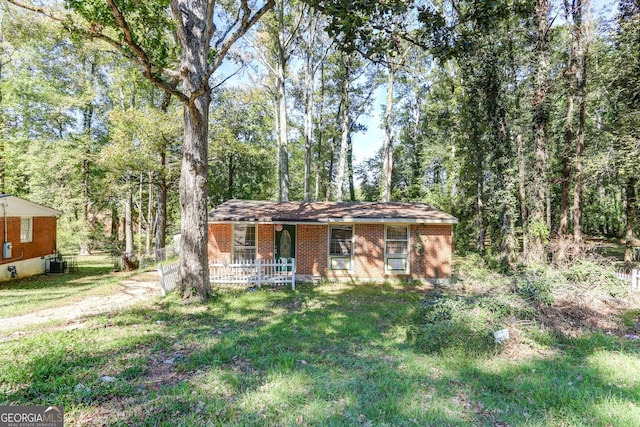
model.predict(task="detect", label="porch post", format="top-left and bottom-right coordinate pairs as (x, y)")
top-left (257, 258), bottom-right (262, 288)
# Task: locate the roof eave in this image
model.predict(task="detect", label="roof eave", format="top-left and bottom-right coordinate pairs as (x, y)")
top-left (208, 217), bottom-right (458, 225)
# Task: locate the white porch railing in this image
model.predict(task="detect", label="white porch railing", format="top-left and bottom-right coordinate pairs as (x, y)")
top-left (209, 258), bottom-right (296, 290)
top-left (616, 268), bottom-right (640, 292)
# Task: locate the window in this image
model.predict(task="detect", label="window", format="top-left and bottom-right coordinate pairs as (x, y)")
top-left (385, 226), bottom-right (409, 273)
top-left (329, 225), bottom-right (353, 270)
top-left (233, 224), bottom-right (256, 261)
top-left (20, 217), bottom-right (33, 243)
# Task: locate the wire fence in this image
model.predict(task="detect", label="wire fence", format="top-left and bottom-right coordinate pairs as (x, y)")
top-left (118, 243), bottom-right (180, 272)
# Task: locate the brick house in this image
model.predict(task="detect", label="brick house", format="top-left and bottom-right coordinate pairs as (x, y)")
top-left (208, 200), bottom-right (457, 284)
top-left (0, 194), bottom-right (62, 282)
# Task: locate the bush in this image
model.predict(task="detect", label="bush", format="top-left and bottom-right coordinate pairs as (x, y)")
top-left (515, 269), bottom-right (555, 306)
top-left (408, 291), bottom-right (498, 356)
top-left (563, 260), bottom-right (621, 290)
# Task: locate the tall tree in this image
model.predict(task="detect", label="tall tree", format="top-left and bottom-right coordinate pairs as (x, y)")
top-left (251, 0), bottom-right (305, 201)
top-left (5, 0), bottom-right (275, 299)
top-left (571, 0), bottom-right (591, 243)
top-left (527, 0), bottom-right (553, 264)
top-left (609, 0), bottom-right (640, 262)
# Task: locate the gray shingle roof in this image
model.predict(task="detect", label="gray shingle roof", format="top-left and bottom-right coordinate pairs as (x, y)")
top-left (208, 200), bottom-right (457, 224)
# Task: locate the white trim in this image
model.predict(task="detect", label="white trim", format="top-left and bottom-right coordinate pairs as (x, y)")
top-left (232, 223), bottom-right (258, 261)
top-left (384, 225), bottom-right (410, 274)
top-left (328, 223), bottom-right (354, 272)
top-left (20, 217), bottom-right (33, 243)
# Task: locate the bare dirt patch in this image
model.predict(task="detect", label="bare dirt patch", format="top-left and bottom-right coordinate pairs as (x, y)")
top-left (0, 271), bottom-right (161, 334)
top-left (541, 287), bottom-right (640, 338)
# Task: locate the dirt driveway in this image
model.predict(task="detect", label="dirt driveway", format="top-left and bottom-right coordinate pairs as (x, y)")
top-left (0, 272), bottom-right (161, 334)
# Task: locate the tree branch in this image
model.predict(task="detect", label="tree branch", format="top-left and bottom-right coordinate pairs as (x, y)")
top-left (203, 0), bottom-right (276, 93)
top-left (5, 0), bottom-right (188, 104)
top-left (104, 0), bottom-right (188, 104)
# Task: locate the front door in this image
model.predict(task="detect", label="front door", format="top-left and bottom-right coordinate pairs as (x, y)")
top-left (275, 224), bottom-right (296, 270)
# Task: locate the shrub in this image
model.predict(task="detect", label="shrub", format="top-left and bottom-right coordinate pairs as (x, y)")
top-left (408, 291), bottom-right (498, 356)
top-left (515, 269), bottom-right (555, 306)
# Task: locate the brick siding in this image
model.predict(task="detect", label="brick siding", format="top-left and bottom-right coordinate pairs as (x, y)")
top-left (296, 224), bottom-right (328, 276)
top-left (353, 224), bottom-right (385, 278)
top-left (208, 222), bottom-right (453, 281)
top-left (257, 224), bottom-right (274, 259)
top-left (208, 223), bottom-right (232, 261)
top-left (0, 216), bottom-right (57, 265)
top-left (411, 224), bottom-right (452, 279)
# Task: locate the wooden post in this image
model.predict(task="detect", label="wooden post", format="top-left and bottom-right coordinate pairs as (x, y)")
top-left (291, 258), bottom-right (296, 290)
top-left (158, 264), bottom-right (167, 296)
top-left (257, 258), bottom-right (262, 288)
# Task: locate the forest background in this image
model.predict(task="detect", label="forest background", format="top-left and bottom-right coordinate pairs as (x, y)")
top-left (0, 0), bottom-right (638, 291)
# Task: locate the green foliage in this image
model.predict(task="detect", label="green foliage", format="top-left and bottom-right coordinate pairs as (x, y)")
top-left (408, 290), bottom-right (498, 356)
top-left (515, 269), bottom-right (556, 306)
top-left (562, 260), bottom-right (621, 290)
top-left (208, 88), bottom-right (277, 203)
top-left (66, 0), bottom-right (176, 70)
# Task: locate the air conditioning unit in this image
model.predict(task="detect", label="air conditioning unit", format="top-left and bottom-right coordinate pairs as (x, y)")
top-left (50, 260), bottom-right (67, 274)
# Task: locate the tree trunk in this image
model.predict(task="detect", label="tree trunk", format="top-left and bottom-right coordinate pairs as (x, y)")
top-left (381, 62), bottom-right (395, 202)
top-left (277, 62), bottom-right (289, 201)
top-left (179, 95), bottom-right (211, 299)
top-left (315, 62), bottom-right (326, 201)
top-left (335, 56), bottom-right (351, 202)
top-left (175, 0), bottom-right (212, 300)
top-left (146, 172), bottom-right (153, 256)
top-left (302, 14), bottom-right (319, 203)
top-left (274, 1), bottom-right (291, 203)
top-left (227, 154), bottom-right (235, 200)
top-left (155, 91), bottom-right (172, 256)
top-left (125, 184), bottom-right (133, 254)
top-left (625, 177), bottom-right (637, 263)
top-left (516, 134), bottom-right (528, 259)
top-left (559, 0), bottom-right (578, 239)
top-left (348, 133), bottom-right (355, 201)
top-left (476, 165), bottom-right (485, 253)
top-left (573, 0), bottom-right (590, 244)
top-left (79, 101), bottom-right (94, 256)
top-left (110, 204), bottom-right (119, 241)
top-left (303, 67), bottom-right (314, 202)
top-left (527, 0), bottom-right (551, 264)
top-left (155, 146), bottom-right (167, 255)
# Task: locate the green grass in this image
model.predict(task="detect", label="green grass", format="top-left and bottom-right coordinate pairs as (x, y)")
top-left (1, 274), bottom-right (639, 426)
top-left (0, 255), bottom-right (131, 317)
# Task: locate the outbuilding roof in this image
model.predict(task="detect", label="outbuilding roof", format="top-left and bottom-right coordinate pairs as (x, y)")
top-left (208, 199), bottom-right (458, 224)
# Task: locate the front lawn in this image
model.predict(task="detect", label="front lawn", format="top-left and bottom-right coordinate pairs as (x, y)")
top-left (0, 255), bottom-right (127, 318)
top-left (1, 265), bottom-right (640, 426)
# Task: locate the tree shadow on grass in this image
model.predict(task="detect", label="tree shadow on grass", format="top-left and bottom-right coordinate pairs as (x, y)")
top-left (2, 282), bottom-right (640, 426)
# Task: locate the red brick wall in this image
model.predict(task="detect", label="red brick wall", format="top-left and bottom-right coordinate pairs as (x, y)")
top-left (0, 216), bottom-right (57, 265)
top-left (208, 223), bottom-right (232, 261)
top-left (411, 224), bottom-right (452, 279)
top-left (258, 224), bottom-right (274, 259)
top-left (207, 223), bottom-right (275, 261)
top-left (296, 224), bottom-right (328, 276)
top-left (207, 221), bottom-right (453, 281)
top-left (353, 224), bottom-right (385, 278)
